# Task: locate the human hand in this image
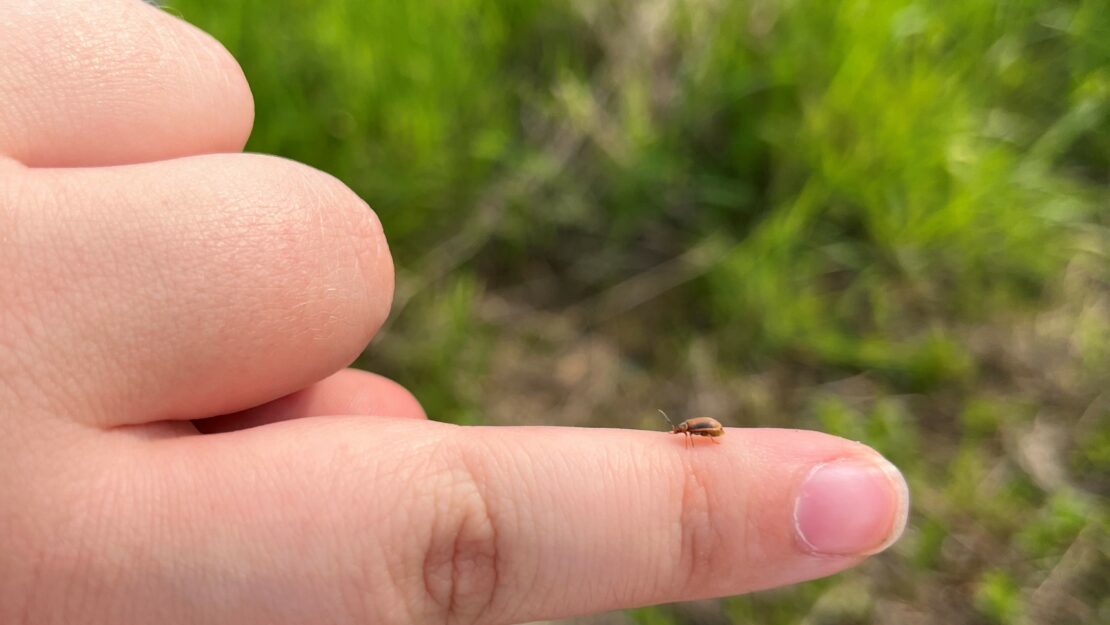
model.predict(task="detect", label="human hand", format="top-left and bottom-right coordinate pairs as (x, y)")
top-left (0, 2), bottom-right (910, 624)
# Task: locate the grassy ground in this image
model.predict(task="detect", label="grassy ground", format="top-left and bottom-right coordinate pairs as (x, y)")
top-left (171, 1), bottom-right (1108, 623)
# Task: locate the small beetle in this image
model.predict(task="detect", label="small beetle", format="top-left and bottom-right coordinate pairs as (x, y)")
top-left (658, 410), bottom-right (724, 447)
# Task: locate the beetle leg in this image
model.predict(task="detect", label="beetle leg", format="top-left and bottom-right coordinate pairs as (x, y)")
top-left (711, 437), bottom-right (721, 444)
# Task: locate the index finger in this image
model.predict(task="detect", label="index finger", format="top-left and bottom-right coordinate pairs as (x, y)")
top-left (126, 421), bottom-right (910, 625)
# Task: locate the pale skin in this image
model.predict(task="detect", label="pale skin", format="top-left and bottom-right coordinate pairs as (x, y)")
top-left (0, 2), bottom-right (911, 624)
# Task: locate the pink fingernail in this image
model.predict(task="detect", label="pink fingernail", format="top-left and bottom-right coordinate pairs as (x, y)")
top-left (793, 457), bottom-right (909, 556)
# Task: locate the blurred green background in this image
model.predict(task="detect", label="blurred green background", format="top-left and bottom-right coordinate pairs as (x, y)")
top-left (172, 0), bottom-right (1107, 623)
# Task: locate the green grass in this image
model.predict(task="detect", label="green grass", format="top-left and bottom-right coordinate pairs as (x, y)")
top-left (172, 0), bottom-right (1109, 623)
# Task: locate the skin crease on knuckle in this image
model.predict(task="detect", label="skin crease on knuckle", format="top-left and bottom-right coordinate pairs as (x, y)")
top-left (409, 438), bottom-right (501, 625)
top-left (665, 442), bottom-right (800, 604)
top-left (674, 463), bottom-right (735, 598)
top-left (300, 426), bottom-right (498, 625)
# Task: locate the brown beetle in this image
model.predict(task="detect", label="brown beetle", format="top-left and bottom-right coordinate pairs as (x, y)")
top-left (659, 410), bottom-right (724, 447)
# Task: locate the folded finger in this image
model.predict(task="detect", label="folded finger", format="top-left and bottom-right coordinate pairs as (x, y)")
top-left (8, 154), bottom-right (392, 426)
top-left (0, 0), bottom-right (252, 166)
top-left (193, 369), bottom-right (425, 433)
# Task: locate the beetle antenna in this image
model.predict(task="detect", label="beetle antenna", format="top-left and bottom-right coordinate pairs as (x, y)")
top-left (658, 409), bottom-right (674, 426)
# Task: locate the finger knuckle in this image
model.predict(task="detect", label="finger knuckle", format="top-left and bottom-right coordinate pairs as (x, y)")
top-left (677, 468), bottom-right (730, 589)
top-left (418, 447), bottom-right (500, 625)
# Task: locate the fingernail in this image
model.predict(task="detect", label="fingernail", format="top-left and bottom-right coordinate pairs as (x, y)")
top-left (793, 457), bottom-right (909, 556)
